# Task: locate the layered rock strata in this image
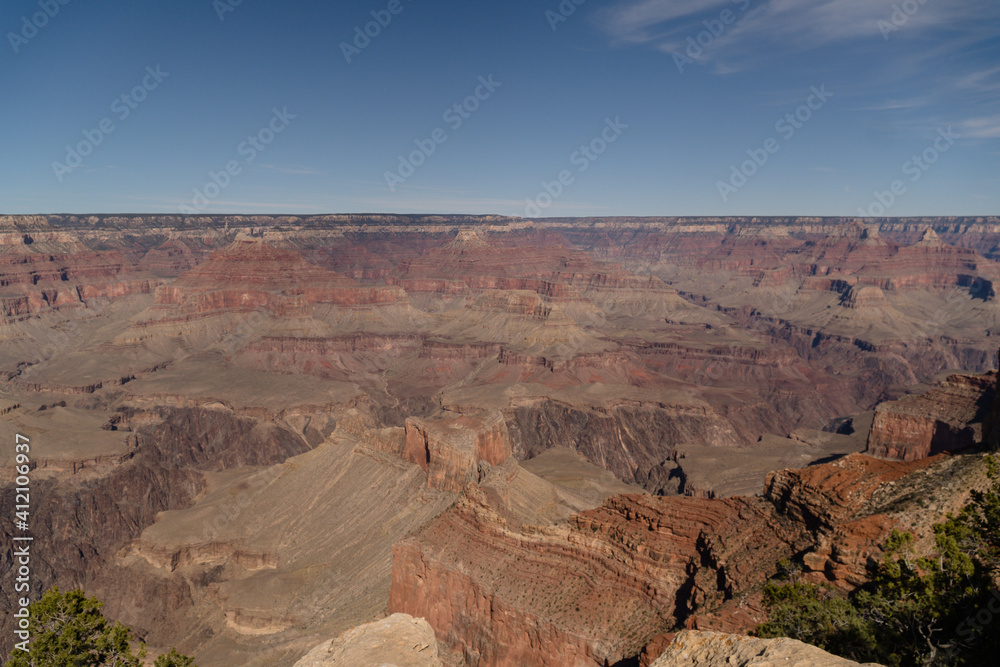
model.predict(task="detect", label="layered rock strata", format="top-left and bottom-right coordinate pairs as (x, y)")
top-left (865, 373), bottom-right (994, 460)
top-left (389, 488), bottom-right (809, 666)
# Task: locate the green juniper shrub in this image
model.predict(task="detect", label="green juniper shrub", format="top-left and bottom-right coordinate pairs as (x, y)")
top-left (757, 456), bottom-right (1000, 666)
top-left (4, 588), bottom-right (196, 667)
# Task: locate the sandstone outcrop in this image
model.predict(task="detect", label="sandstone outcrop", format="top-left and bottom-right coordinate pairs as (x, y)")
top-left (403, 412), bottom-right (511, 492)
top-left (764, 453), bottom-right (929, 534)
top-left (367, 411), bottom-right (513, 492)
top-left (652, 630), bottom-right (883, 666)
top-left (840, 285), bottom-right (889, 310)
top-left (758, 449), bottom-right (987, 593)
top-left (293, 614), bottom-right (442, 667)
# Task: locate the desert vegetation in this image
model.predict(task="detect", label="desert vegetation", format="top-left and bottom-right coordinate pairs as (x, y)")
top-left (758, 456), bottom-right (1000, 666)
top-left (3, 588), bottom-right (195, 667)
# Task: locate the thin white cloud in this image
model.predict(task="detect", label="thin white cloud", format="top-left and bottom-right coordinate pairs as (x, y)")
top-left (345, 196), bottom-right (612, 216)
top-left (598, 0), bottom-right (731, 44)
top-left (854, 97), bottom-right (932, 112)
top-left (135, 192), bottom-right (608, 216)
top-left (170, 199), bottom-right (333, 212)
top-left (347, 180), bottom-right (477, 195)
top-left (599, 0), bottom-right (893, 49)
top-left (597, 0), bottom-right (1000, 141)
top-left (122, 194), bottom-right (341, 213)
top-left (599, 0), bottom-right (993, 67)
top-left (957, 64), bottom-right (1000, 93)
top-left (960, 115), bottom-right (1000, 139)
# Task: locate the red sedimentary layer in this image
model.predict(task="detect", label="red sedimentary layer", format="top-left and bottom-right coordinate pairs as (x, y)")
top-left (393, 235), bottom-right (661, 300)
top-left (758, 452), bottom-right (944, 592)
top-left (389, 490), bottom-right (807, 666)
top-left (489, 348), bottom-right (661, 389)
top-left (0, 245), bottom-right (154, 318)
top-left (391, 438), bottom-right (961, 665)
top-left (143, 240), bottom-right (405, 322)
top-left (137, 238), bottom-right (231, 278)
top-left (233, 337), bottom-right (507, 387)
top-left (645, 224), bottom-right (995, 296)
top-left (865, 373), bottom-right (993, 460)
top-left (372, 412), bottom-right (511, 493)
top-left (469, 290), bottom-right (553, 318)
top-left (764, 453), bottom-right (935, 534)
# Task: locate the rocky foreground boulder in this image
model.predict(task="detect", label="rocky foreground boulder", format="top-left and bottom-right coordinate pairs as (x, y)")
top-left (294, 622), bottom-right (882, 667)
top-left (652, 630), bottom-right (882, 666)
top-left (293, 613), bottom-right (442, 667)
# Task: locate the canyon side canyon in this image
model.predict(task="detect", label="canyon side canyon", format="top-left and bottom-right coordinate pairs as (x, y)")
top-left (1, 214), bottom-right (999, 666)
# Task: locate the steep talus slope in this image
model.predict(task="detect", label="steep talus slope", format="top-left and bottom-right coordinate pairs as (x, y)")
top-left (0, 404), bottom-right (316, 657)
top-left (109, 415), bottom-right (458, 666)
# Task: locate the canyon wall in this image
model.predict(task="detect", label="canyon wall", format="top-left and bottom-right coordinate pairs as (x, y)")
top-left (2, 215), bottom-right (999, 664)
top-left (865, 373), bottom-right (994, 460)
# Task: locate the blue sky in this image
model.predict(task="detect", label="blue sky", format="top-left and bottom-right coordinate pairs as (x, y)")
top-left (1, 0), bottom-right (997, 217)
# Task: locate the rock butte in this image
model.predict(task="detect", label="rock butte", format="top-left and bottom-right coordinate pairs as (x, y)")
top-left (865, 373), bottom-right (993, 461)
top-left (0, 214), bottom-right (998, 665)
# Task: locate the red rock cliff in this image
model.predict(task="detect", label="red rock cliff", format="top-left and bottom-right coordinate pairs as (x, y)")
top-left (389, 489), bottom-right (807, 666)
top-left (865, 373), bottom-right (993, 460)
